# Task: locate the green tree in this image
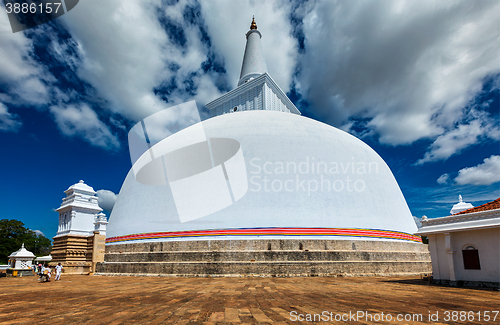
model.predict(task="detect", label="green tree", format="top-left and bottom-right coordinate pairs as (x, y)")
top-left (0, 219), bottom-right (52, 264)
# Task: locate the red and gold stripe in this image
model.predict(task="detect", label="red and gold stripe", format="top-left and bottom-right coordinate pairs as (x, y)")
top-left (106, 227), bottom-right (422, 243)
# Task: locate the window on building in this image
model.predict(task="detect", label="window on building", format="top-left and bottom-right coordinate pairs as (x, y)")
top-left (462, 245), bottom-right (481, 270)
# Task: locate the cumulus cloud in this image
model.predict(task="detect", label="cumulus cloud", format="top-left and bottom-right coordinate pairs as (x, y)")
top-left (96, 189), bottom-right (117, 212)
top-left (54, 0), bottom-right (298, 122)
top-left (33, 230), bottom-right (46, 237)
top-left (297, 0), bottom-right (500, 152)
top-left (0, 13), bottom-right (52, 106)
top-left (50, 103), bottom-right (120, 149)
top-left (0, 0), bottom-right (299, 148)
top-left (437, 173), bottom-right (450, 185)
top-left (0, 102), bottom-right (22, 132)
top-left (57, 0), bottom-right (172, 122)
top-left (1, 0), bottom-right (499, 162)
top-left (57, 0), bottom-right (216, 123)
top-left (416, 110), bottom-right (499, 164)
top-left (454, 155), bottom-right (500, 185)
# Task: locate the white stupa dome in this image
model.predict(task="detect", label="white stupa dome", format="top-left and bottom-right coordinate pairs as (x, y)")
top-left (106, 19), bottom-right (420, 246)
top-left (107, 111), bottom-right (419, 244)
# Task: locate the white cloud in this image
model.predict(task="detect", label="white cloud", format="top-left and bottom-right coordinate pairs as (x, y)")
top-left (50, 103), bottom-right (120, 149)
top-left (58, 0), bottom-right (227, 123)
top-left (405, 183), bottom-right (500, 206)
top-left (437, 173), bottom-right (450, 185)
top-left (49, 0), bottom-right (298, 136)
top-left (33, 230), bottom-right (46, 237)
top-left (0, 0), bottom-right (299, 147)
top-left (0, 14), bottom-right (52, 106)
top-left (454, 155), bottom-right (500, 185)
top-left (297, 0), bottom-right (500, 150)
top-left (0, 102), bottom-right (22, 132)
top-left (2, 0), bottom-right (499, 162)
top-left (96, 189), bottom-right (117, 212)
top-left (57, 0), bottom-right (171, 122)
top-left (416, 111), bottom-right (499, 164)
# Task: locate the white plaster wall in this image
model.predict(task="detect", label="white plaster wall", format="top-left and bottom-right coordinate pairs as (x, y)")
top-left (428, 234), bottom-right (447, 280)
top-left (264, 84), bottom-right (290, 113)
top-left (428, 228), bottom-right (500, 283)
top-left (452, 228), bottom-right (500, 283)
top-left (209, 74), bottom-right (299, 118)
top-left (71, 208), bottom-right (98, 235)
top-left (14, 259), bottom-right (32, 269)
top-left (57, 207), bottom-right (99, 237)
top-left (211, 84), bottom-right (268, 117)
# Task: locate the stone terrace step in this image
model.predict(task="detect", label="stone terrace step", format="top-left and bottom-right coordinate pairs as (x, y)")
top-left (96, 260), bottom-right (431, 277)
top-left (105, 239), bottom-right (430, 253)
top-left (104, 250), bottom-right (431, 263)
top-left (98, 239), bottom-right (432, 277)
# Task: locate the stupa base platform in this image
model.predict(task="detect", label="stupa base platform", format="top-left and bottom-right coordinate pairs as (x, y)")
top-left (96, 239), bottom-right (431, 277)
top-left (50, 232), bottom-right (106, 275)
top-left (6, 269), bottom-right (34, 277)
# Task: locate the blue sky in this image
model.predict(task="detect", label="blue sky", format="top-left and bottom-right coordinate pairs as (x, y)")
top-left (0, 0), bottom-right (499, 240)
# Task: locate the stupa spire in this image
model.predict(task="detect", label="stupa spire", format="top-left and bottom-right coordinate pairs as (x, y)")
top-left (206, 18), bottom-right (301, 117)
top-left (250, 16), bottom-right (257, 30)
top-left (238, 17), bottom-right (267, 86)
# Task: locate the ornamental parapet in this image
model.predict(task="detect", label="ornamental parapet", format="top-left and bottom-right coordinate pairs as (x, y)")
top-left (421, 209), bottom-right (500, 227)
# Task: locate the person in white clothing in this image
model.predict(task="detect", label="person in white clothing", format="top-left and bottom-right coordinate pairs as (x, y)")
top-left (55, 263), bottom-right (63, 281)
top-left (42, 264), bottom-right (51, 281)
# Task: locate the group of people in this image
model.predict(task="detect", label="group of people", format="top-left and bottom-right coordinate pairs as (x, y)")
top-left (35, 263), bottom-right (63, 282)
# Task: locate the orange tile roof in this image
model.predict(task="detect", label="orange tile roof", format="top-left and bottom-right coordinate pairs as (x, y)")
top-left (454, 197), bottom-right (500, 215)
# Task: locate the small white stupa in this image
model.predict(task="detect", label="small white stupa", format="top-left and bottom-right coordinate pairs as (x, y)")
top-left (450, 195), bottom-right (474, 215)
top-left (50, 180), bottom-right (108, 275)
top-left (7, 244), bottom-right (35, 276)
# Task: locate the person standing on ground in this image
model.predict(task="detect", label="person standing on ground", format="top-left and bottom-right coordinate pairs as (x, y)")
top-left (55, 263), bottom-right (63, 281)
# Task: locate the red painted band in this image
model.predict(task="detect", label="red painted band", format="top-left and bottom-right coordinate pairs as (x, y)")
top-left (106, 227), bottom-right (422, 243)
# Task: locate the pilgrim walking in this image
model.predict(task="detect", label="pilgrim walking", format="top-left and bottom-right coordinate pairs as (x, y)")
top-left (55, 263), bottom-right (63, 281)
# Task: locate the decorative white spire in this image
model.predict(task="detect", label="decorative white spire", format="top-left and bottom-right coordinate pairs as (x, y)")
top-left (450, 194), bottom-right (474, 215)
top-left (238, 17), bottom-right (268, 87)
top-left (206, 18), bottom-right (300, 117)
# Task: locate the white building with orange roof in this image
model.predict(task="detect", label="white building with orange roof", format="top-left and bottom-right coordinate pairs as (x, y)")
top-left (417, 197), bottom-right (500, 287)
